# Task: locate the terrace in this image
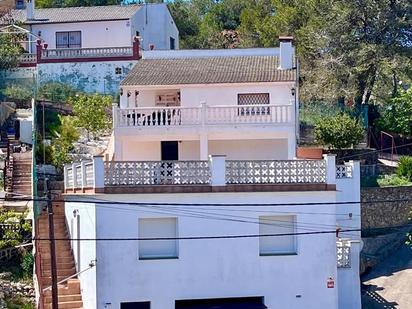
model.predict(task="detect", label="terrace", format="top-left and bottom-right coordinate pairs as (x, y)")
top-left (63, 155), bottom-right (355, 194)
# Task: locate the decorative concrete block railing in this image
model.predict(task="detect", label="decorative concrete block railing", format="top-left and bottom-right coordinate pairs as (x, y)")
top-left (64, 155), bottom-right (337, 191)
top-left (336, 164), bottom-right (353, 179)
top-left (113, 103), bottom-right (293, 128)
top-left (104, 160), bottom-right (211, 186)
top-left (226, 160), bottom-right (327, 184)
top-left (336, 239), bottom-right (351, 268)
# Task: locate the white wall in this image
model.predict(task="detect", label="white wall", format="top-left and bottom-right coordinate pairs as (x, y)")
top-left (31, 20), bottom-right (132, 50)
top-left (119, 139), bottom-right (289, 161)
top-left (131, 3), bottom-right (179, 51)
top-left (65, 200), bottom-right (97, 309)
top-left (85, 191), bottom-right (339, 309)
top-left (336, 161), bottom-right (361, 309)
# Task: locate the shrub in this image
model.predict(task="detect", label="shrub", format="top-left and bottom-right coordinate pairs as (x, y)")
top-left (2, 85), bottom-right (32, 101)
top-left (38, 82), bottom-right (77, 103)
top-left (70, 94), bottom-right (112, 140)
top-left (314, 113), bottom-right (364, 149)
top-left (377, 174), bottom-right (412, 187)
top-left (21, 252), bottom-right (34, 278)
top-left (396, 156), bottom-right (412, 181)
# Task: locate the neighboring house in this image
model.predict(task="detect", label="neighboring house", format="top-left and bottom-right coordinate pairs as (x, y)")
top-left (60, 37), bottom-right (362, 309)
top-left (8, 1), bottom-right (179, 52)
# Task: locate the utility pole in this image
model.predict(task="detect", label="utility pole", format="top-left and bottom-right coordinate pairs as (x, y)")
top-left (46, 179), bottom-right (59, 309)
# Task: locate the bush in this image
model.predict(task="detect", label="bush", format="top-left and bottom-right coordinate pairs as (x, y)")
top-left (2, 85), bottom-right (32, 101)
top-left (314, 113), bottom-right (364, 149)
top-left (396, 156), bottom-right (412, 181)
top-left (377, 174), bottom-right (412, 187)
top-left (21, 252), bottom-right (34, 278)
top-left (38, 82), bottom-right (77, 103)
top-left (70, 94), bottom-right (112, 140)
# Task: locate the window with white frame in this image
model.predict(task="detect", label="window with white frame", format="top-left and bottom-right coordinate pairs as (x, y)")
top-left (56, 31), bottom-right (81, 49)
top-left (259, 215), bottom-right (296, 255)
top-left (138, 217), bottom-right (178, 259)
top-left (237, 93), bottom-right (270, 116)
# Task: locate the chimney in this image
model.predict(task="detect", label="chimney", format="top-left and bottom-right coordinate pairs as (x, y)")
top-left (279, 36), bottom-right (294, 70)
top-left (26, 0), bottom-right (35, 20)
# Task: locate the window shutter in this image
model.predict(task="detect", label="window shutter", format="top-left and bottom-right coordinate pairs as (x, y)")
top-left (259, 215), bottom-right (296, 255)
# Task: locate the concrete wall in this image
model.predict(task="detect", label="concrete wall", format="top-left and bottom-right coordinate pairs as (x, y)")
top-left (30, 20), bottom-right (132, 51)
top-left (131, 3), bottom-right (179, 51)
top-left (119, 139), bottom-right (289, 161)
top-left (75, 191), bottom-right (339, 309)
top-left (65, 200), bottom-right (97, 309)
top-left (336, 162), bottom-right (361, 309)
top-left (38, 60), bottom-right (137, 95)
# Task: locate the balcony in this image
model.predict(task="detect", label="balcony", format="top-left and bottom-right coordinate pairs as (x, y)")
top-left (18, 53), bottom-right (37, 67)
top-left (63, 155), bottom-right (345, 194)
top-left (113, 104), bottom-right (293, 130)
top-left (41, 46), bottom-right (133, 60)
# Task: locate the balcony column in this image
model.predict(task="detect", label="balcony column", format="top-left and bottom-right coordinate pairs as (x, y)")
top-left (119, 88), bottom-right (127, 109)
top-left (200, 133), bottom-right (208, 160)
top-left (287, 133), bottom-right (296, 159)
top-left (323, 154), bottom-right (336, 185)
top-left (93, 155), bottom-right (105, 191)
top-left (112, 103), bottom-right (118, 129)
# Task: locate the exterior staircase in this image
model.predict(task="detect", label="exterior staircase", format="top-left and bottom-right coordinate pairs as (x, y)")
top-left (36, 192), bottom-right (83, 309)
top-left (11, 151), bottom-right (32, 196)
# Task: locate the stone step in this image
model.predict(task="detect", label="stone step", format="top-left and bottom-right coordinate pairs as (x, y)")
top-left (44, 300), bottom-right (83, 309)
top-left (41, 256), bottom-right (74, 265)
top-left (44, 280), bottom-right (80, 296)
top-left (42, 261), bottom-right (75, 270)
top-left (44, 294), bottom-right (82, 304)
top-left (42, 268), bottom-right (76, 277)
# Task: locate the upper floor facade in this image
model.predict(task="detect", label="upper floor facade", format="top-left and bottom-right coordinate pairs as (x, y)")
top-left (112, 37), bottom-right (298, 161)
top-left (5, 2), bottom-right (178, 54)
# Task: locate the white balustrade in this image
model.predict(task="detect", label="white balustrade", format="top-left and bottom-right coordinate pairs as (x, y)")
top-left (114, 104), bottom-right (292, 128)
top-left (19, 53), bottom-right (37, 63)
top-left (42, 46), bottom-right (133, 59)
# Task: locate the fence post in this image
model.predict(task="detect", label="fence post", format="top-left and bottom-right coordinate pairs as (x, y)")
top-left (323, 154), bottom-right (336, 185)
top-left (72, 163), bottom-right (77, 190)
top-left (81, 161), bottom-right (87, 191)
top-left (112, 103), bottom-right (118, 129)
top-left (93, 156), bottom-right (105, 190)
top-left (209, 155), bottom-right (226, 186)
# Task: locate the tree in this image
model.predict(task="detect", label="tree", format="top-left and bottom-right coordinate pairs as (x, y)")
top-left (36, 0), bottom-right (120, 8)
top-left (0, 11), bottom-right (23, 70)
top-left (376, 87), bottom-right (412, 136)
top-left (70, 94), bottom-right (112, 140)
top-left (314, 114), bottom-right (364, 149)
top-left (50, 115), bottom-right (80, 168)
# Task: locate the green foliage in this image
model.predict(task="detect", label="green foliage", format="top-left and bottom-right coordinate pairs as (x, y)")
top-left (0, 210), bottom-right (30, 250)
top-left (2, 85), bottom-right (32, 101)
top-left (376, 88), bottom-right (412, 136)
top-left (38, 82), bottom-right (77, 103)
top-left (50, 115), bottom-right (79, 169)
top-left (300, 101), bottom-right (347, 127)
top-left (0, 35), bottom-right (22, 70)
top-left (70, 94), bottom-right (112, 140)
top-left (376, 174), bottom-right (412, 187)
top-left (314, 114), bottom-right (364, 149)
top-left (21, 252), bottom-right (34, 278)
top-left (396, 156), bottom-right (412, 181)
top-left (36, 0), bottom-right (120, 8)
top-left (5, 297), bottom-right (34, 309)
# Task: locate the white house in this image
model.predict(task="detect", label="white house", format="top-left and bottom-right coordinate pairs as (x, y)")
top-left (61, 37), bottom-right (362, 309)
top-left (9, 1), bottom-right (179, 52)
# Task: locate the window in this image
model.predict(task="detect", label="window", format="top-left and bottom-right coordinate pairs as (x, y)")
top-left (15, 0), bottom-right (25, 9)
top-left (56, 31), bottom-right (81, 49)
top-left (115, 67), bottom-right (122, 75)
top-left (170, 37), bottom-right (176, 50)
top-left (138, 217), bottom-right (178, 259)
top-left (237, 93), bottom-right (270, 116)
top-left (259, 215), bottom-right (296, 255)
top-left (121, 302), bottom-right (150, 309)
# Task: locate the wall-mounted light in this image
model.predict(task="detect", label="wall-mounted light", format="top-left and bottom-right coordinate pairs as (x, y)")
top-left (291, 87), bottom-right (296, 96)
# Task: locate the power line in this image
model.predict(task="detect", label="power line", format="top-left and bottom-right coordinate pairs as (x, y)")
top-left (4, 223), bottom-right (411, 242)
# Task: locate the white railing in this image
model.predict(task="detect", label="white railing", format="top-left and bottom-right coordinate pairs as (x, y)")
top-left (64, 161), bottom-right (94, 189)
top-left (19, 53), bottom-right (37, 63)
top-left (116, 106), bottom-right (202, 127)
top-left (337, 239), bottom-right (351, 268)
top-left (64, 156), bottom-right (339, 191)
top-left (104, 160), bottom-right (211, 186)
top-left (336, 164), bottom-right (353, 179)
top-left (114, 104), bottom-right (293, 128)
top-left (226, 160), bottom-right (327, 184)
top-left (42, 46), bottom-right (133, 59)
